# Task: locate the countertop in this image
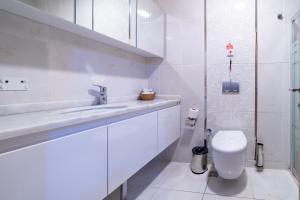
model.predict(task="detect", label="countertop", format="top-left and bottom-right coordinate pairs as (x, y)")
top-left (0, 99), bottom-right (180, 141)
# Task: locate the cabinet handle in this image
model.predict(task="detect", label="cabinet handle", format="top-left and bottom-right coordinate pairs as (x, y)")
top-left (128, 0), bottom-right (132, 41)
top-left (289, 87), bottom-right (300, 92)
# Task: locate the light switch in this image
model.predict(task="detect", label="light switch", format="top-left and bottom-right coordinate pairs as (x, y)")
top-left (0, 77), bottom-right (28, 91)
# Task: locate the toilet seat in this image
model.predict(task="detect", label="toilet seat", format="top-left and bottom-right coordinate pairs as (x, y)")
top-left (212, 130), bottom-right (247, 153)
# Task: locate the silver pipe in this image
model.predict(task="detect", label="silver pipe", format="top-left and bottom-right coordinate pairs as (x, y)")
top-left (92, 0), bottom-right (94, 30)
top-left (74, 0), bottom-right (76, 24)
top-left (254, 0), bottom-right (258, 161)
top-left (204, 0), bottom-right (207, 134)
top-left (128, 0), bottom-right (132, 41)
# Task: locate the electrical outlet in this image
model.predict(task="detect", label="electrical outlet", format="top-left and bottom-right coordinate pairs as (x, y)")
top-left (0, 77), bottom-right (28, 91)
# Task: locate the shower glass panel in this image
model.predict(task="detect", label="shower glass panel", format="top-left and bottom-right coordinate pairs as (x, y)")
top-left (291, 14), bottom-right (299, 181)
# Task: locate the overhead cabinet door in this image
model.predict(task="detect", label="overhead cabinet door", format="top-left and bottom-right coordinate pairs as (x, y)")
top-left (94, 0), bottom-right (131, 44)
top-left (137, 0), bottom-right (165, 56)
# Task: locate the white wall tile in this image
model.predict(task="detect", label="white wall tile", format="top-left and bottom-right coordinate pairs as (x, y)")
top-left (258, 0), bottom-right (288, 63)
top-left (258, 63), bottom-right (288, 113)
top-left (180, 66), bottom-right (205, 109)
top-left (207, 0), bottom-right (255, 65)
top-left (257, 113), bottom-right (286, 164)
top-left (0, 32), bottom-right (49, 105)
top-left (0, 11), bottom-right (151, 106)
top-left (165, 15), bottom-right (183, 66)
top-left (207, 64), bottom-right (255, 113)
top-left (181, 21), bottom-right (204, 66)
top-left (159, 64), bottom-right (181, 95)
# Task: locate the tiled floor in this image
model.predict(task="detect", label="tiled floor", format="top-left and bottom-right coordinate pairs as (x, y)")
top-left (128, 162), bottom-right (298, 200)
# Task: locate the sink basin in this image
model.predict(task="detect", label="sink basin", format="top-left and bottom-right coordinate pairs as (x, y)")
top-left (60, 105), bottom-right (128, 114)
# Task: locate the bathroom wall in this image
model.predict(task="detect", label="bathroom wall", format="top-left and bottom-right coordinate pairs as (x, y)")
top-left (150, 0), bottom-right (298, 169)
top-left (206, 0), bottom-right (256, 166)
top-left (257, 0), bottom-right (299, 168)
top-left (0, 10), bottom-right (152, 110)
top-left (149, 0), bottom-right (206, 162)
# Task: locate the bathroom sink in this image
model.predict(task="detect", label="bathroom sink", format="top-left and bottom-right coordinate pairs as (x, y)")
top-left (60, 105), bottom-right (128, 114)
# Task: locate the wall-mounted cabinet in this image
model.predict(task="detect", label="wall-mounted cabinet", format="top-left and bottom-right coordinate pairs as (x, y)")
top-left (137, 0), bottom-right (165, 57)
top-left (94, 0), bottom-right (130, 44)
top-left (19, 0), bottom-right (75, 22)
top-left (8, 0), bottom-right (164, 57)
top-left (76, 0), bottom-right (93, 29)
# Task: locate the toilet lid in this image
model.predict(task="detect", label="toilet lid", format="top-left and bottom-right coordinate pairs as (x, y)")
top-left (212, 131), bottom-right (247, 153)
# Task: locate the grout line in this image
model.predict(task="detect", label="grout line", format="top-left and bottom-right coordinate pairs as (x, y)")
top-left (203, 193), bottom-right (254, 199)
top-left (148, 187), bottom-right (159, 200)
top-left (202, 176), bottom-right (209, 199)
top-left (154, 187), bottom-right (206, 194)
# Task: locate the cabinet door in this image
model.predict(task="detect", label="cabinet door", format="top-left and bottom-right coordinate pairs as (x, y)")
top-left (137, 0), bottom-right (164, 57)
top-left (158, 105), bottom-right (181, 153)
top-left (108, 112), bottom-right (157, 193)
top-left (94, 0), bottom-right (130, 44)
top-left (76, 0), bottom-right (93, 29)
top-left (0, 126), bottom-right (108, 200)
top-left (18, 0), bottom-right (75, 23)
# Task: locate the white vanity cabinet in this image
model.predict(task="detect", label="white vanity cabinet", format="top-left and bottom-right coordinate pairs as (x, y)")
top-left (158, 105), bottom-right (181, 153)
top-left (0, 126), bottom-right (108, 200)
top-left (0, 103), bottom-right (180, 199)
top-left (107, 112), bottom-right (157, 193)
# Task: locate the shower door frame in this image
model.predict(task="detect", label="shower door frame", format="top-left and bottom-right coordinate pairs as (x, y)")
top-left (290, 11), bottom-right (300, 182)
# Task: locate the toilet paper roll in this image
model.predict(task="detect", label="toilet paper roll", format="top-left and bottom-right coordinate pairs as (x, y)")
top-left (188, 108), bottom-right (199, 119)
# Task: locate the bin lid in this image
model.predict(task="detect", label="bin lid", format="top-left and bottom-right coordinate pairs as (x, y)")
top-left (192, 146), bottom-right (208, 155)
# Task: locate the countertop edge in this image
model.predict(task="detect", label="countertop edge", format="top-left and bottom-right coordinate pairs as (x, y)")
top-left (0, 99), bottom-right (180, 142)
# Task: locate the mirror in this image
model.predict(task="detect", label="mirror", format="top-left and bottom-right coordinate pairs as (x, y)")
top-left (18, 0), bottom-right (75, 23)
top-left (136, 0), bottom-right (164, 57)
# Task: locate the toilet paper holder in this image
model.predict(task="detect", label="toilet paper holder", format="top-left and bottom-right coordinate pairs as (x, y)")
top-left (185, 108), bottom-right (199, 128)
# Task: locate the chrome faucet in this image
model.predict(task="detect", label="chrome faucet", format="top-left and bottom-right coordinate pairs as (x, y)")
top-left (93, 84), bottom-right (107, 105)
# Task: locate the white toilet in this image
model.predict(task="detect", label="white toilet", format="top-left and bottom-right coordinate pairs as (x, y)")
top-left (212, 130), bottom-right (247, 179)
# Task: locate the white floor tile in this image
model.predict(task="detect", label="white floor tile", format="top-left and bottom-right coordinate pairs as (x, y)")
top-left (248, 168), bottom-right (298, 200)
top-left (128, 161), bottom-right (170, 189)
top-left (151, 162), bottom-right (209, 193)
top-left (127, 187), bottom-right (158, 200)
top-left (128, 162), bottom-right (298, 200)
top-left (203, 194), bottom-right (252, 200)
top-left (151, 189), bottom-right (204, 200)
top-left (205, 169), bottom-right (253, 198)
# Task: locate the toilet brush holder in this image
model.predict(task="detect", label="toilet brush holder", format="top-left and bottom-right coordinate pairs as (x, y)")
top-left (191, 146), bottom-right (208, 174)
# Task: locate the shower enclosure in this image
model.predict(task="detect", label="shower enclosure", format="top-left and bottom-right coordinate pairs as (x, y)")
top-left (290, 12), bottom-right (299, 181)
